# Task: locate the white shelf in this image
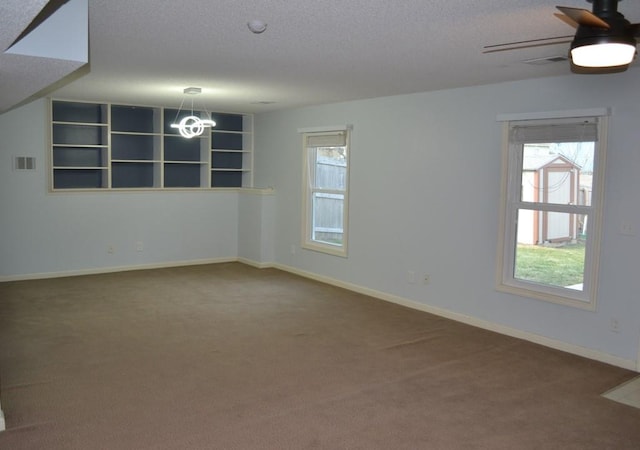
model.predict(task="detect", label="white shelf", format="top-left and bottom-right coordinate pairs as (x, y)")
top-left (50, 99), bottom-right (253, 190)
top-left (53, 166), bottom-right (107, 170)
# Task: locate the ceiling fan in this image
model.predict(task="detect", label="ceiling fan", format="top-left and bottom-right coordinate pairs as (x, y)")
top-left (484, 0), bottom-right (639, 74)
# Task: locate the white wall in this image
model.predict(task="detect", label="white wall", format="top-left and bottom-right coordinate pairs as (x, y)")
top-left (0, 99), bottom-right (240, 279)
top-left (237, 189), bottom-right (276, 266)
top-left (253, 70), bottom-right (640, 368)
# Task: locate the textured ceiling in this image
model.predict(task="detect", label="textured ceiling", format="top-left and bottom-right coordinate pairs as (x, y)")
top-left (4, 0), bottom-right (640, 114)
top-left (0, 0), bottom-right (88, 113)
top-left (0, 0), bottom-right (49, 43)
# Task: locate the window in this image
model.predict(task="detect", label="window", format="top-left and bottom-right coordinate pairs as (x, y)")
top-left (302, 130), bottom-right (350, 256)
top-left (496, 113), bottom-right (608, 309)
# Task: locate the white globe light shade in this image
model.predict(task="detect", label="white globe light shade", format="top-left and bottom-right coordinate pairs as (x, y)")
top-left (571, 42), bottom-right (637, 68)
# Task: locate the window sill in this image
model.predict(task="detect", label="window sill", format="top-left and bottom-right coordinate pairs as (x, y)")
top-left (302, 241), bottom-right (348, 258)
top-left (496, 281), bottom-right (596, 311)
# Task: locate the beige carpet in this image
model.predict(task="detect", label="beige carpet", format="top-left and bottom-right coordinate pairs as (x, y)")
top-left (0, 263), bottom-right (638, 449)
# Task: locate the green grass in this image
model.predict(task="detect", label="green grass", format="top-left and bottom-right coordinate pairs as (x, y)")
top-left (514, 243), bottom-right (585, 287)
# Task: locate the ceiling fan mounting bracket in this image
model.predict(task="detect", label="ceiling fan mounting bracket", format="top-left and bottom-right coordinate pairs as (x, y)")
top-left (587, 0), bottom-right (622, 7)
top-left (588, 0), bottom-right (622, 16)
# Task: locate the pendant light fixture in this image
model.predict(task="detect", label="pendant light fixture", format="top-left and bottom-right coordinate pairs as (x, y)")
top-left (170, 87), bottom-right (216, 139)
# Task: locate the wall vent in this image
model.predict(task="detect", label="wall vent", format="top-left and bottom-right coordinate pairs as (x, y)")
top-left (522, 55), bottom-right (569, 65)
top-left (14, 156), bottom-right (36, 171)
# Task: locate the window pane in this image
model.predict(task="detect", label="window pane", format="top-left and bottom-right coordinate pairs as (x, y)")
top-left (521, 143), bottom-right (594, 206)
top-left (312, 192), bottom-right (344, 245)
top-left (514, 209), bottom-right (585, 290)
top-left (314, 147), bottom-right (347, 190)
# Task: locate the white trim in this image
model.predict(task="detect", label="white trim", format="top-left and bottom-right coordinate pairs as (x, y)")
top-left (238, 187), bottom-right (275, 196)
top-left (300, 240), bottom-right (348, 258)
top-left (0, 399), bottom-right (4, 432)
top-left (495, 123), bottom-right (510, 293)
top-left (495, 283), bottom-right (596, 311)
top-left (496, 108), bottom-right (611, 122)
top-left (0, 257), bottom-right (236, 282)
top-left (47, 187), bottom-right (247, 195)
top-left (237, 257), bottom-right (274, 269)
top-left (297, 124), bottom-right (353, 134)
top-left (272, 262), bottom-right (637, 371)
top-left (637, 334), bottom-right (640, 372)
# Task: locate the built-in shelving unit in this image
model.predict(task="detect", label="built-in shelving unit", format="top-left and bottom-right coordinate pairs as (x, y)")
top-left (163, 108), bottom-right (210, 188)
top-left (111, 105), bottom-right (161, 188)
top-left (50, 99), bottom-right (253, 191)
top-left (51, 101), bottom-right (109, 189)
top-left (210, 112), bottom-right (253, 188)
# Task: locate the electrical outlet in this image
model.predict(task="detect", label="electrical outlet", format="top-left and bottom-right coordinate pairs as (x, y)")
top-left (136, 241), bottom-right (143, 252)
top-left (423, 273), bottom-right (430, 285)
top-left (610, 318), bottom-right (620, 333)
top-left (107, 245), bottom-right (114, 254)
top-left (620, 221), bottom-right (636, 236)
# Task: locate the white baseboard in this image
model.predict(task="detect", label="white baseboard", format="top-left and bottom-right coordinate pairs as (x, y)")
top-left (237, 257), bottom-right (275, 269)
top-left (0, 257), bottom-right (237, 282)
top-left (272, 263), bottom-right (638, 372)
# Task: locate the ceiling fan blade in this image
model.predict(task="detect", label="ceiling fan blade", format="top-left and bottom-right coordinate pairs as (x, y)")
top-left (556, 6), bottom-right (610, 29)
top-left (483, 35), bottom-right (574, 53)
top-left (631, 23), bottom-right (640, 37)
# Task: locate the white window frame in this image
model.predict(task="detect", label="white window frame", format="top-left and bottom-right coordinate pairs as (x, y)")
top-left (301, 129), bottom-right (350, 257)
top-left (496, 111), bottom-right (608, 310)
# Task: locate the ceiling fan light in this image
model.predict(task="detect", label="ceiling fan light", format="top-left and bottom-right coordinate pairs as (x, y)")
top-left (571, 42), bottom-right (637, 68)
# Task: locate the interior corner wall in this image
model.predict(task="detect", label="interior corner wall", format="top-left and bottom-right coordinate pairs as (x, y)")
top-left (252, 70), bottom-right (640, 367)
top-left (237, 189), bottom-right (276, 266)
top-left (0, 99), bottom-right (239, 280)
